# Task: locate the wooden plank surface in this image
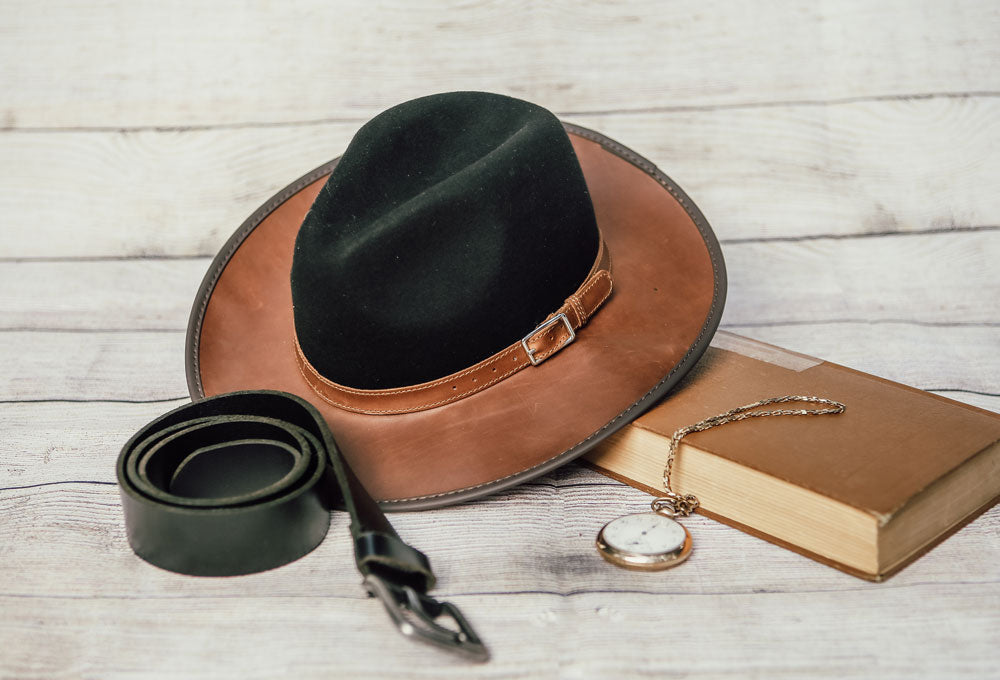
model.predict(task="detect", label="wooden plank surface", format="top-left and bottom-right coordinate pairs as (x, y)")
top-left (4, 231), bottom-right (998, 330)
top-left (4, 97), bottom-right (1000, 257)
top-left (4, 584), bottom-right (996, 680)
top-left (2, 0), bottom-right (999, 128)
top-left (1, 479), bottom-right (997, 679)
top-left (2, 1), bottom-right (999, 678)
top-left (2, 324), bottom-right (997, 403)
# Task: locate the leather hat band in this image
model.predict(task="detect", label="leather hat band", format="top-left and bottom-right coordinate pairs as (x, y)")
top-left (294, 240), bottom-right (613, 415)
top-left (116, 390), bottom-right (488, 659)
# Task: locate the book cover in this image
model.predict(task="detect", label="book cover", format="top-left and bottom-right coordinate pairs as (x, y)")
top-left (584, 332), bottom-right (1000, 579)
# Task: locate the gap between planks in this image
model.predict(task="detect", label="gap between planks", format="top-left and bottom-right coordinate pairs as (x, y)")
top-left (3, 0), bottom-right (1000, 127)
top-left (4, 89), bottom-right (999, 134)
top-left (3, 231), bottom-right (998, 330)
top-left (2, 224), bottom-right (999, 264)
top-left (3, 95), bottom-right (1000, 256)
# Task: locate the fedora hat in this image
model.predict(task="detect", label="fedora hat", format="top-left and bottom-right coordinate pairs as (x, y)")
top-left (185, 92), bottom-right (726, 509)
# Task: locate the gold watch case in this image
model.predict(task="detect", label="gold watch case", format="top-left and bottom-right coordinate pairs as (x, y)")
top-left (596, 512), bottom-right (692, 571)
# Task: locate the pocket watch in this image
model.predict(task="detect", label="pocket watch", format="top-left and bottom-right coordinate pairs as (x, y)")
top-left (596, 506), bottom-right (692, 570)
top-left (596, 396), bottom-right (846, 571)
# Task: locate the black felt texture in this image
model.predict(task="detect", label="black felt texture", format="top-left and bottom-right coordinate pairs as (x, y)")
top-left (291, 92), bottom-right (599, 389)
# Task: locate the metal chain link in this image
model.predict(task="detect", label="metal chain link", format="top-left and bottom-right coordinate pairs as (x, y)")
top-left (651, 396), bottom-right (845, 518)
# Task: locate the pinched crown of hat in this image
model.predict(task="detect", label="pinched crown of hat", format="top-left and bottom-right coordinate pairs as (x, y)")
top-left (291, 92), bottom-right (602, 390)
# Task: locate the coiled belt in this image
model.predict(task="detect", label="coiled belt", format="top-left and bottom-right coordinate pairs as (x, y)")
top-left (116, 390), bottom-right (487, 661)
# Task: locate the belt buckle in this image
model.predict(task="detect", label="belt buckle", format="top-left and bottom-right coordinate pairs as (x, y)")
top-left (521, 312), bottom-right (575, 366)
top-left (363, 574), bottom-right (489, 662)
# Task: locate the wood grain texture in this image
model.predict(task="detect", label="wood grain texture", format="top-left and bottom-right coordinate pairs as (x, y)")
top-left (573, 96), bottom-right (1000, 242)
top-left (2, 476), bottom-right (998, 598)
top-left (3, 0), bottom-right (999, 677)
top-left (3, 232), bottom-right (997, 331)
top-left (0, 477), bottom-right (997, 679)
top-left (1, 324), bottom-right (996, 403)
top-left (723, 232), bottom-right (1000, 325)
top-left (931, 390), bottom-right (1000, 413)
top-left (3, 584), bottom-right (996, 680)
top-left (720, 323), bottom-right (1000, 393)
top-left (4, 383), bottom-right (999, 491)
top-left (0, 125), bottom-right (358, 258)
top-left (0, 259), bottom-right (207, 330)
top-left (0, 331), bottom-right (187, 401)
top-left (3, 96), bottom-right (1000, 257)
top-left (2, 0), bottom-right (999, 128)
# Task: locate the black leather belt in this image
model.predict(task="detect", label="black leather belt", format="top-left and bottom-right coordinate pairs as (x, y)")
top-left (116, 390), bottom-right (487, 661)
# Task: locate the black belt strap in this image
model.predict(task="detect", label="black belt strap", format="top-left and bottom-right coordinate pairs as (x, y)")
top-left (116, 390), bottom-right (487, 661)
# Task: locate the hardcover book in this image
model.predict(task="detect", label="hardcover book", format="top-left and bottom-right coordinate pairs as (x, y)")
top-left (584, 332), bottom-right (1000, 580)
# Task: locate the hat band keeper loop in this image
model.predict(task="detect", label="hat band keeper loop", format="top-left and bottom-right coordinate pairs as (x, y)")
top-left (294, 240), bottom-right (613, 416)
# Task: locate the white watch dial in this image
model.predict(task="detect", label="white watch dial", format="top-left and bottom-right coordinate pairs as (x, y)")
top-left (601, 512), bottom-right (687, 555)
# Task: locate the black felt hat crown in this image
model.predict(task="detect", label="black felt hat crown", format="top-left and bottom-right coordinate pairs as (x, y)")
top-left (291, 92), bottom-right (600, 389)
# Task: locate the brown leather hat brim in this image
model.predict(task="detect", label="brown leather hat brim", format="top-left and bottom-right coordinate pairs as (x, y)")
top-left (185, 124), bottom-right (726, 510)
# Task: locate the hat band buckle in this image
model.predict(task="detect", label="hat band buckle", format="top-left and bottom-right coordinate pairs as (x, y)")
top-left (521, 313), bottom-right (576, 366)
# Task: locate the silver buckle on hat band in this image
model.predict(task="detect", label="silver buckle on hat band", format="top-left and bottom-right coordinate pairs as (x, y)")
top-left (521, 313), bottom-right (576, 366)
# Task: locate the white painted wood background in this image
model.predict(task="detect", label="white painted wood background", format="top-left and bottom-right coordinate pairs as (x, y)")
top-left (2, 1), bottom-right (998, 677)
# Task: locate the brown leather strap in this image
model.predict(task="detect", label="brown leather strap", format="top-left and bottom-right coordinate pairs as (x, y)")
top-left (294, 241), bottom-right (613, 415)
